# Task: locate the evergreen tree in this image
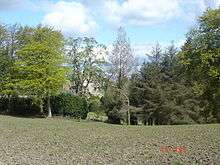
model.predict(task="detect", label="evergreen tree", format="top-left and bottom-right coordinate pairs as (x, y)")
top-left (129, 42), bottom-right (211, 125)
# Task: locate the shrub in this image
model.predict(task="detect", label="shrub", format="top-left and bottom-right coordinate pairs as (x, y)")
top-left (0, 96), bottom-right (40, 115)
top-left (88, 96), bottom-right (101, 112)
top-left (100, 87), bottom-right (123, 124)
top-left (51, 93), bottom-right (88, 119)
top-left (0, 97), bottom-right (9, 113)
top-left (88, 96), bottom-right (106, 114)
top-left (86, 112), bottom-right (108, 122)
top-left (10, 97), bottom-right (39, 115)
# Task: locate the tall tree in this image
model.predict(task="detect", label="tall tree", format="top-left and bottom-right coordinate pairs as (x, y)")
top-left (6, 24), bottom-right (21, 59)
top-left (129, 42), bottom-right (210, 125)
top-left (0, 24), bottom-right (11, 94)
top-left (180, 8), bottom-right (220, 121)
top-left (0, 24), bottom-right (22, 95)
top-left (66, 37), bottom-right (106, 96)
top-left (148, 42), bottom-right (162, 65)
top-left (108, 27), bottom-right (135, 125)
top-left (13, 25), bottom-right (68, 117)
top-left (161, 41), bottom-right (178, 75)
top-left (109, 27), bottom-right (134, 89)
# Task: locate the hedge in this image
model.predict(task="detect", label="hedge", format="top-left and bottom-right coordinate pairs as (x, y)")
top-left (0, 93), bottom-right (89, 119)
top-left (0, 96), bottom-right (40, 115)
top-left (51, 93), bottom-right (88, 119)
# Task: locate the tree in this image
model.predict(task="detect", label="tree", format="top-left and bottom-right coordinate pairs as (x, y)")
top-left (0, 24), bottom-right (23, 113)
top-left (180, 8), bottom-right (220, 121)
top-left (13, 25), bottom-right (68, 117)
top-left (0, 24), bottom-right (11, 94)
top-left (66, 37), bottom-right (106, 96)
top-left (138, 43), bottom-right (164, 125)
top-left (161, 41), bottom-right (178, 75)
top-left (129, 42), bottom-right (210, 125)
top-left (148, 42), bottom-right (162, 65)
top-left (108, 27), bottom-right (135, 125)
top-left (109, 27), bottom-right (134, 89)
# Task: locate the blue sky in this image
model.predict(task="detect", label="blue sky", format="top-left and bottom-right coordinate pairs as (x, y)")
top-left (0, 0), bottom-right (219, 58)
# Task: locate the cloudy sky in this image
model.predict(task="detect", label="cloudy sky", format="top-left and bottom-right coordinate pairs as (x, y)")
top-left (0, 0), bottom-right (220, 59)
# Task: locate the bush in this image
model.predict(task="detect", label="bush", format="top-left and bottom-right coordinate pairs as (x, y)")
top-left (0, 96), bottom-right (40, 115)
top-left (88, 96), bottom-right (101, 112)
top-left (51, 93), bottom-right (88, 119)
top-left (88, 96), bottom-right (106, 113)
top-left (0, 97), bottom-right (8, 113)
top-left (107, 107), bottom-right (122, 124)
top-left (100, 87), bottom-right (124, 124)
top-left (86, 112), bottom-right (108, 122)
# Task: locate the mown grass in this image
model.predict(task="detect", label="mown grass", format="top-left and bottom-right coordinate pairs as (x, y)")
top-left (0, 115), bottom-right (219, 165)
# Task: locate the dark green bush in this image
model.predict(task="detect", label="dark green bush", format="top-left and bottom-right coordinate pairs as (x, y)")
top-left (51, 93), bottom-right (88, 119)
top-left (0, 97), bottom-right (9, 113)
top-left (100, 87), bottom-right (123, 124)
top-left (0, 96), bottom-right (40, 115)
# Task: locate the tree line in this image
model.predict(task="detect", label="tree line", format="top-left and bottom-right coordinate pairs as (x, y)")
top-left (0, 8), bottom-right (219, 124)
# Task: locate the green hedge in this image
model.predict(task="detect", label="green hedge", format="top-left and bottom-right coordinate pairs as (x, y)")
top-left (0, 93), bottom-right (89, 119)
top-left (51, 93), bottom-right (88, 119)
top-left (0, 96), bottom-right (40, 115)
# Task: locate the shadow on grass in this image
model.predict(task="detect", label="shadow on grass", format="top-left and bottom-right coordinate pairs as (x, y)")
top-left (0, 112), bottom-right (46, 119)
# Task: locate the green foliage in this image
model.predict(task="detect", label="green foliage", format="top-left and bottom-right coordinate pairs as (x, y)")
top-left (180, 8), bottom-right (220, 121)
top-left (0, 97), bottom-right (8, 113)
top-left (0, 25), bottom-right (12, 95)
top-left (88, 96), bottom-right (106, 114)
top-left (51, 93), bottom-right (88, 119)
top-left (11, 26), bottom-right (68, 115)
top-left (15, 26), bottom-right (67, 94)
top-left (0, 9), bottom-right (219, 124)
top-left (101, 87), bottom-right (123, 124)
top-left (66, 37), bottom-right (106, 96)
top-left (86, 112), bottom-right (108, 122)
top-left (129, 41), bottom-right (212, 125)
top-left (0, 96), bottom-right (39, 115)
top-left (0, 52), bottom-right (11, 94)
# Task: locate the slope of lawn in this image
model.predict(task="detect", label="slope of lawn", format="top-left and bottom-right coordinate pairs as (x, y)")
top-left (0, 115), bottom-right (219, 165)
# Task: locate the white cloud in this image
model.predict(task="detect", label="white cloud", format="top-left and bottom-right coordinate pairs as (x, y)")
top-left (201, 0), bottom-right (220, 9)
top-left (101, 0), bottom-right (220, 27)
top-left (132, 43), bottom-right (152, 58)
top-left (212, 0), bottom-right (220, 8)
top-left (132, 39), bottom-right (185, 61)
top-left (179, 0), bottom-right (220, 26)
top-left (176, 39), bottom-right (186, 48)
top-left (103, 0), bottom-right (181, 26)
top-left (42, 1), bottom-right (98, 35)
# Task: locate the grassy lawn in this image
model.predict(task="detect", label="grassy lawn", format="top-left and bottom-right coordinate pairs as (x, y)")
top-left (0, 115), bottom-right (219, 165)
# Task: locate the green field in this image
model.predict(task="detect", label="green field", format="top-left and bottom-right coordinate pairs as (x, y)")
top-left (0, 115), bottom-right (219, 165)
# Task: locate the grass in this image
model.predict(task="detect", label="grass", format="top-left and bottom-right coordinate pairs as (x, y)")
top-left (0, 115), bottom-right (219, 165)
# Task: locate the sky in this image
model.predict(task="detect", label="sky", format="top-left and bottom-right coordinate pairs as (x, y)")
top-left (0, 0), bottom-right (220, 59)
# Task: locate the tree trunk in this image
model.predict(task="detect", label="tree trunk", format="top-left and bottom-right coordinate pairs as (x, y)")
top-left (8, 95), bottom-right (11, 113)
top-left (47, 97), bottom-right (52, 118)
top-left (39, 102), bottom-right (43, 114)
top-left (118, 68), bottom-right (122, 89)
top-left (126, 93), bottom-right (130, 125)
top-left (117, 89), bottom-right (130, 125)
top-left (127, 109), bottom-right (130, 125)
